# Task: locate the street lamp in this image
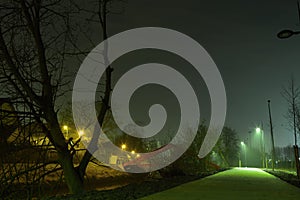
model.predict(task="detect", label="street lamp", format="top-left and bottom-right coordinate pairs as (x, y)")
top-left (256, 127), bottom-right (265, 168)
top-left (277, 29), bottom-right (300, 39)
top-left (241, 141), bottom-right (247, 167)
top-left (63, 125), bottom-right (68, 131)
top-left (78, 130), bottom-right (84, 138)
top-left (121, 144), bottom-right (126, 150)
top-left (256, 127), bottom-right (261, 133)
top-left (63, 125), bottom-right (69, 139)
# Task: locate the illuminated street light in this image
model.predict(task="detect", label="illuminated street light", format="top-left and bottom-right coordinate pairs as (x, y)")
top-left (78, 130), bottom-right (84, 137)
top-left (63, 125), bottom-right (68, 131)
top-left (256, 127), bottom-right (261, 133)
top-left (256, 126), bottom-right (266, 168)
top-left (63, 125), bottom-right (69, 139)
top-left (277, 29), bottom-right (300, 39)
top-left (131, 150), bottom-right (135, 154)
top-left (241, 141), bottom-right (247, 167)
top-left (121, 144), bottom-right (126, 150)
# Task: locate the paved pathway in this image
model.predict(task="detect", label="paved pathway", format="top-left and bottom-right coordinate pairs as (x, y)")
top-left (140, 168), bottom-right (300, 200)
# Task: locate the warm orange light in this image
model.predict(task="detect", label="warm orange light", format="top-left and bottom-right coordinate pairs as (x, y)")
top-left (63, 125), bottom-right (68, 131)
top-left (78, 130), bottom-right (84, 137)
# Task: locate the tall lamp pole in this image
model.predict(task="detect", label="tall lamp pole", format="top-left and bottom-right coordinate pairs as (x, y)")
top-left (262, 125), bottom-right (266, 168)
top-left (256, 126), bottom-right (265, 168)
top-left (268, 100), bottom-right (276, 171)
top-left (241, 141), bottom-right (247, 167)
top-left (277, 1), bottom-right (300, 178)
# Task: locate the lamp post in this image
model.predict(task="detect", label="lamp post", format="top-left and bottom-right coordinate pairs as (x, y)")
top-left (256, 127), bottom-right (265, 168)
top-left (268, 100), bottom-right (276, 171)
top-left (241, 141), bottom-right (247, 167)
top-left (277, 29), bottom-right (300, 39)
top-left (277, 2), bottom-right (300, 177)
top-left (238, 152), bottom-right (242, 167)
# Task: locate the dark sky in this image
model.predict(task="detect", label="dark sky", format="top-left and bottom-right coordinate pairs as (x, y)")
top-left (84, 0), bottom-right (300, 149)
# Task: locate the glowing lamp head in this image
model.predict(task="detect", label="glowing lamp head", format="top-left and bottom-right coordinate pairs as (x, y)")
top-left (78, 130), bottom-right (84, 137)
top-left (63, 125), bottom-right (68, 131)
top-left (256, 127), bottom-right (261, 133)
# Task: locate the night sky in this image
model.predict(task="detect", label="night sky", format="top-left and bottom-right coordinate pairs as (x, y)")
top-left (76, 0), bottom-right (300, 149)
top-left (101, 0), bottom-right (300, 146)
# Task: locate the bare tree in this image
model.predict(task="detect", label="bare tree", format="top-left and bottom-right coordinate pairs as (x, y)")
top-left (0, 98), bottom-right (64, 198)
top-left (0, 0), bottom-right (123, 194)
top-left (0, 0), bottom-right (86, 193)
top-left (74, 0), bottom-right (114, 180)
top-left (282, 76), bottom-right (300, 178)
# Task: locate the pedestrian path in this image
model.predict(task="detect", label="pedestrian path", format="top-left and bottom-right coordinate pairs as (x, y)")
top-left (140, 168), bottom-right (300, 200)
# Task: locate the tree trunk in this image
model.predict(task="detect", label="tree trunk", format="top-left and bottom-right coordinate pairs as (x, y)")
top-left (78, 0), bottom-right (111, 180)
top-left (59, 151), bottom-right (84, 194)
top-left (294, 145), bottom-right (300, 179)
top-left (47, 108), bottom-right (84, 194)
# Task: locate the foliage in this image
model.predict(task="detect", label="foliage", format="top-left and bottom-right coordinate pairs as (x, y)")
top-left (159, 123), bottom-right (210, 176)
top-left (216, 127), bottom-right (239, 167)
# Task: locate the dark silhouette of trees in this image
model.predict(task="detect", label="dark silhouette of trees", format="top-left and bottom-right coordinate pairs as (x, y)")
top-left (0, 0), bottom-right (123, 195)
top-left (159, 123), bottom-right (212, 176)
top-left (217, 127), bottom-right (239, 167)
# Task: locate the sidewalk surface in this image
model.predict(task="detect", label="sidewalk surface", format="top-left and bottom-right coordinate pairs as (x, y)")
top-left (140, 168), bottom-right (300, 200)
